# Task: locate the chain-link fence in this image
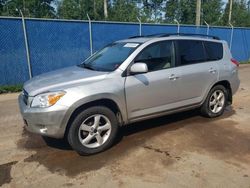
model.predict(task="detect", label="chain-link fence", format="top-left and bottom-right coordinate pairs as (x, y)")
top-left (1, 17), bottom-right (250, 85)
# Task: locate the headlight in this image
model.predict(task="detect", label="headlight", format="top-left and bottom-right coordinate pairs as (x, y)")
top-left (31, 91), bottom-right (66, 108)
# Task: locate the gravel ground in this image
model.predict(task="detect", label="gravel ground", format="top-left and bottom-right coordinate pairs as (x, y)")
top-left (0, 65), bottom-right (250, 188)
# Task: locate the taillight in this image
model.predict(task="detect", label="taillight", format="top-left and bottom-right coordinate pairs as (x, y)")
top-left (231, 58), bottom-right (239, 67)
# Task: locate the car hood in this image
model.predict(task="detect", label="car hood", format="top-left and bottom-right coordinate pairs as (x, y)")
top-left (24, 66), bottom-right (108, 96)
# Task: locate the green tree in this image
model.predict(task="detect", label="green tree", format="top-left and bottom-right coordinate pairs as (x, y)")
top-left (142, 0), bottom-right (165, 22)
top-left (165, 0), bottom-right (223, 26)
top-left (165, 0), bottom-right (196, 24)
top-left (57, 0), bottom-right (82, 19)
top-left (0, 1), bottom-right (3, 15)
top-left (201, 0), bottom-right (223, 25)
top-left (57, 0), bottom-right (105, 20)
top-left (165, 0), bottom-right (180, 23)
top-left (0, 0), bottom-right (56, 18)
top-left (109, 0), bottom-right (139, 22)
top-left (222, 0), bottom-right (250, 27)
top-left (178, 0), bottom-right (196, 24)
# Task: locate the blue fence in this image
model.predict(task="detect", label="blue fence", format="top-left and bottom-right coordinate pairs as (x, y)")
top-left (1, 17), bottom-right (250, 85)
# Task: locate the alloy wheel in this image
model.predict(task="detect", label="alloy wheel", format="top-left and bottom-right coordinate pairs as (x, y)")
top-left (78, 114), bottom-right (112, 148)
top-left (209, 90), bottom-right (225, 114)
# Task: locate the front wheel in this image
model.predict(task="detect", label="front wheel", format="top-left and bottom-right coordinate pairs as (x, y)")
top-left (201, 85), bottom-right (228, 118)
top-left (67, 106), bottom-right (119, 155)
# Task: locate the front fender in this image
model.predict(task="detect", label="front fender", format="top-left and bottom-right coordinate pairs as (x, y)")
top-left (59, 93), bottom-right (128, 136)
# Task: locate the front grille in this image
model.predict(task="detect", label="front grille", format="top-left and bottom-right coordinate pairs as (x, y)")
top-left (23, 89), bottom-right (28, 105)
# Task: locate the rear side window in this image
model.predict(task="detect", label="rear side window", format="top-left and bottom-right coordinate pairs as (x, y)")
top-left (204, 41), bottom-right (223, 61)
top-left (176, 40), bottom-right (206, 66)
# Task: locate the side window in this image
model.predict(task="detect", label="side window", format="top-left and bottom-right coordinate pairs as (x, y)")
top-left (177, 40), bottom-right (206, 66)
top-left (135, 41), bottom-right (174, 72)
top-left (204, 41), bottom-right (223, 61)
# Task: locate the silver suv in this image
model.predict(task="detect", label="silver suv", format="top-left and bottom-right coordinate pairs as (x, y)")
top-left (18, 33), bottom-right (240, 155)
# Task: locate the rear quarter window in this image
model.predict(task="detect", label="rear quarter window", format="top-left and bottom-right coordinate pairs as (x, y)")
top-left (204, 41), bottom-right (223, 61)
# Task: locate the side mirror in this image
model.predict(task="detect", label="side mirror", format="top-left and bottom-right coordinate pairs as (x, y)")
top-left (130, 63), bottom-right (148, 74)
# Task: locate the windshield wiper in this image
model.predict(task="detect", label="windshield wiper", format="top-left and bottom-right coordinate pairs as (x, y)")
top-left (78, 63), bottom-right (95, 71)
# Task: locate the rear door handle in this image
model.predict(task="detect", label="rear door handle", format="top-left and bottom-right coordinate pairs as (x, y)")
top-left (209, 68), bottom-right (217, 74)
top-left (169, 74), bottom-right (180, 81)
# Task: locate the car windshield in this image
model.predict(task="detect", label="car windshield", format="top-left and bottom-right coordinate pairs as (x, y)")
top-left (79, 42), bottom-right (140, 72)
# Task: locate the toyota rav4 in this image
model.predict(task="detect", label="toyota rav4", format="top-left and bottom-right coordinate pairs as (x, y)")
top-left (18, 33), bottom-right (240, 155)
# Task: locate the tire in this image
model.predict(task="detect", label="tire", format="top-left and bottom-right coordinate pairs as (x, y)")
top-left (67, 106), bottom-right (119, 155)
top-left (201, 85), bottom-right (228, 118)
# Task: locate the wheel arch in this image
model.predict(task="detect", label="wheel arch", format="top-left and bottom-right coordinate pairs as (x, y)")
top-left (211, 80), bottom-right (232, 104)
top-left (63, 98), bottom-right (124, 138)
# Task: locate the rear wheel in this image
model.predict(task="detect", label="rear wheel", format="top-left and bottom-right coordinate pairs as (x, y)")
top-left (201, 85), bottom-right (228, 118)
top-left (67, 106), bottom-right (119, 155)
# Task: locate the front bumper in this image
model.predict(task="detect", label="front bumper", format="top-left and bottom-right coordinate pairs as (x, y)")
top-left (18, 94), bottom-right (69, 138)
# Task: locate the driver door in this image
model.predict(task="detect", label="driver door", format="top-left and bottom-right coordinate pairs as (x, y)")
top-left (125, 40), bottom-right (182, 121)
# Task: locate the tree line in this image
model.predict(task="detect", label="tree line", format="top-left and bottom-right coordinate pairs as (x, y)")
top-left (1, 0), bottom-right (250, 27)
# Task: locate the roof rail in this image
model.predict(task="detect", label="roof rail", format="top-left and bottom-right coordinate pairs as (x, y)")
top-left (129, 33), bottom-right (165, 38)
top-left (128, 33), bottom-right (220, 40)
top-left (129, 35), bottom-right (145, 39)
top-left (159, 33), bottom-right (220, 40)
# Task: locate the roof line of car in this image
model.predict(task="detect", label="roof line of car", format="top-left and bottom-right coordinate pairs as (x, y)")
top-left (129, 33), bottom-right (220, 40)
top-left (118, 35), bottom-right (224, 44)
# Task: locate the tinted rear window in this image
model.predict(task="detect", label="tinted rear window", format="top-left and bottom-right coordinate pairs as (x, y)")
top-left (177, 40), bottom-right (206, 65)
top-left (204, 41), bottom-right (223, 61)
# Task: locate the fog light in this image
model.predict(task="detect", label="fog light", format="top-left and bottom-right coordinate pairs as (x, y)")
top-left (39, 125), bottom-right (47, 133)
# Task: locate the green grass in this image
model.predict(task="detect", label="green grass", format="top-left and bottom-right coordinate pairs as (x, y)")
top-left (0, 84), bottom-right (23, 94)
top-left (240, 61), bottom-right (250, 64)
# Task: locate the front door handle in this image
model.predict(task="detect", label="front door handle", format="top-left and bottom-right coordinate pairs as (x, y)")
top-left (169, 74), bottom-right (180, 81)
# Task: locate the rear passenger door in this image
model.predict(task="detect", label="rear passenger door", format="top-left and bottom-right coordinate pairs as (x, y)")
top-left (175, 40), bottom-right (219, 105)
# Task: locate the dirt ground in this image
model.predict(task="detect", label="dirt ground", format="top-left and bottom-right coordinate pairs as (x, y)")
top-left (0, 65), bottom-right (250, 188)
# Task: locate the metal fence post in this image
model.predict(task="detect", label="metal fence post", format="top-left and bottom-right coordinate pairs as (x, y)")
top-left (87, 14), bottom-right (93, 55)
top-left (229, 22), bottom-right (234, 50)
top-left (204, 20), bottom-right (209, 36)
top-left (137, 17), bottom-right (142, 36)
top-left (174, 19), bottom-right (180, 33)
top-left (19, 9), bottom-right (32, 78)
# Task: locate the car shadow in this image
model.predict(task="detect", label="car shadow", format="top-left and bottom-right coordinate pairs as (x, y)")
top-left (42, 107), bottom-right (234, 151)
top-left (121, 109), bottom-right (200, 137)
top-left (17, 106), bottom-right (242, 177)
